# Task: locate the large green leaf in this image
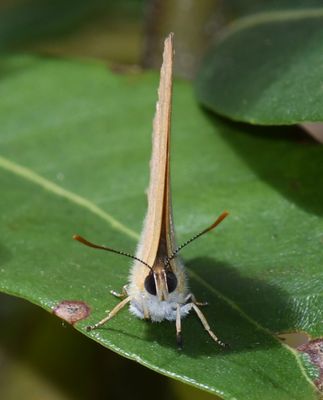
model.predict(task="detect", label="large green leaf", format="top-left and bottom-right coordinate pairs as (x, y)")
top-left (195, 7), bottom-right (323, 124)
top-left (0, 55), bottom-right (322, 400)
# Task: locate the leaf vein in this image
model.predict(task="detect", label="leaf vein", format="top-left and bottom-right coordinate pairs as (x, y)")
top-left (0, 155), bottom-right (139, 240)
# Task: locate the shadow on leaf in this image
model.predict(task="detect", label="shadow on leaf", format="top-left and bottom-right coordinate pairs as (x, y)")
top-left (209, 112), bottom-right (323, 216)
top-left (0, 242), bottom-right (11, 266)
top-left (143, 256), bottom-right (296, 357)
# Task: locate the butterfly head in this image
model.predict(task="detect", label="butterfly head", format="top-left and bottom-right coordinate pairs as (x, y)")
top-left (144, 263), bottom-right (178, 301)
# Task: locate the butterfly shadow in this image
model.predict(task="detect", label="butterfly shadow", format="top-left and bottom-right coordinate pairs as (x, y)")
top-left (144, 256), bottom-right (298, 357)
top-left (0, 241), bottom-right (12, 267)
top-left (207, 112), bottom-right (323, 217)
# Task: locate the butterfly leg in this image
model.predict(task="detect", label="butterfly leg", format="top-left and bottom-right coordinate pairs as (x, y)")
top-left (191, 303), bottom-right (226, 347)
top-left (110, 284), bottom-right (129, 299)
top-left (86, 296), bottom-right (131, 331)
top-left (185, 293), bottom-right (208, 307)
top-left (176, 304), bottom-right (183, 349)
top-left (143, 302), bottom-right (150, 320)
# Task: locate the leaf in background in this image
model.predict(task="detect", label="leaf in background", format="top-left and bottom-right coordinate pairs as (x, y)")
top-left (195, 7), bottom-right (323, 124)
top-left (0, 55), bottom-right (322, 400)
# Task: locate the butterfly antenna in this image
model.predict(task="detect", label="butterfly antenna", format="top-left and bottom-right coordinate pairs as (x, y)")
top-left (164, 211), bottom-right (229, 267)
top-left (73, 234), bottom-right (153, 271)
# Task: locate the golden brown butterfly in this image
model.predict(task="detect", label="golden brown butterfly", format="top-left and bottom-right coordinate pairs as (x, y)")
top-left (74, 33), bottom-right (228, 348)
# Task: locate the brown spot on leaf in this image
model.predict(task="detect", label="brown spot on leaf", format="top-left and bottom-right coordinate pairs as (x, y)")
top-left (277, 331), bottom-right (310, 348)
top-left (53, 300), bottom-right (90, 325)
top-left (298, 338), bottom-right (323, 392)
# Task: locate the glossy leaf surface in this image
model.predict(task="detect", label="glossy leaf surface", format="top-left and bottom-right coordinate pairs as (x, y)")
top-left (0, 56), bottom-right (322, 399)
top-left (196, 8), bottom-right (323, 124)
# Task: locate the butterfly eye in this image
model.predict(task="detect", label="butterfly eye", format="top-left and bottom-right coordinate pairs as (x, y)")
top-left (144, 273), bottom-right (157, 295)
top-left (166, 271), bottom-right (177, 293)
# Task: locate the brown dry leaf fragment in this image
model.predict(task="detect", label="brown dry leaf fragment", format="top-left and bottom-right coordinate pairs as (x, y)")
top-left (53, 300), bottom-right (90, 325)
top-left (298, 338), bottom-right (323, 392)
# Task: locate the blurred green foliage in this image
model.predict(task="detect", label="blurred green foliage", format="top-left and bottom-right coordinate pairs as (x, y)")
top-left (0, 1), bottom-right (322, 400)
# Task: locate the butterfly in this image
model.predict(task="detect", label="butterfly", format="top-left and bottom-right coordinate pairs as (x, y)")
top-left (74, 33), bottom-right (228, 348)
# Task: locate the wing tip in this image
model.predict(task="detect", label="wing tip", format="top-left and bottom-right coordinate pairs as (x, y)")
top-left (164, 32), bottom-right (174, 53)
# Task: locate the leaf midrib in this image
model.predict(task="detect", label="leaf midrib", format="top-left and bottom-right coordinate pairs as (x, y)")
top-left (0, 155), bottom-right (138, 240)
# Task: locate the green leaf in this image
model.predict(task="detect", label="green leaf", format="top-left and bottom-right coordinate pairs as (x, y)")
top-left (0, 55), bottom-right (322, 400)
top-left (195, 7), bottom-right (323, 124)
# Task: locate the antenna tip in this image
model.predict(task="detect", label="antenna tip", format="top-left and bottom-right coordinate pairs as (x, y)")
top-left (217, 211), bottom-right (229, 224)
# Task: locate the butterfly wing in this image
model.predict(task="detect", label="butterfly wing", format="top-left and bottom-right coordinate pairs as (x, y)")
top-left (135, 33), bottom-right (175, 269)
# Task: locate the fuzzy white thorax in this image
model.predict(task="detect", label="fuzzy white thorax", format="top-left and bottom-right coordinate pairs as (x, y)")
top-left (129, 294), bottom-right (192, 322)
top-left (127, 255), bottom-right (190, 322)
